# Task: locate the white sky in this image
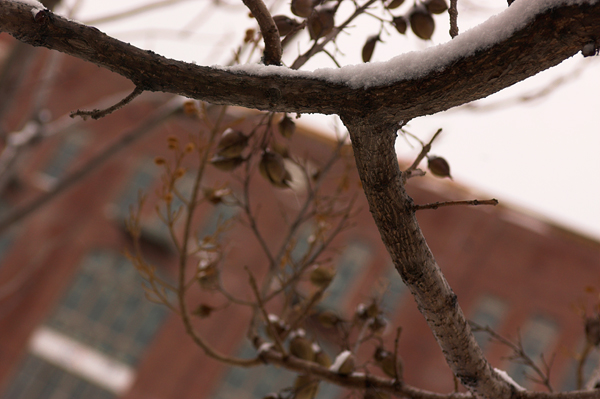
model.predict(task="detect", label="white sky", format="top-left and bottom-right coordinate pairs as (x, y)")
top-left (59, 0), bottom-right (600, 240)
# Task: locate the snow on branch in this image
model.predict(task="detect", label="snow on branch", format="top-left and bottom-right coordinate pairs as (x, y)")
top-left (1, 0), bottom-right (599, 120)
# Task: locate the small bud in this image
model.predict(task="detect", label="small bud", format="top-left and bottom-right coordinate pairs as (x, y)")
top-left (362, 35), bottom-right (379, 63)
top-left (244, 28), bottom-right (256, 43)
top-left (154, 157), bottom-right (166, 166)
top-left (424, 0), bottom-right (448, 14)
top-left (427, 155), bottom-right (452, 179)
top-left (184, 142), bottom-right (196, 153)
top-left (409, 7), bottom-right (435, 40)
top-left (582, 42), bottom-right (598, 57)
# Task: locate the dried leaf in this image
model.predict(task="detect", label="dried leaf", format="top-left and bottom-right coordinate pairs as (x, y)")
top-left (385, 0), bottom-right (405, 9)
top-left (291, 0), bottom-right (314, 18)
top-left (259, 150), bottom-right (292, 188)
top-left (210, 155), bottom-right (245, 171)
top-left (409, 8), bottom-right (435, 40)
top-left (278, 114), bottom-right (296, 138)
top-left (425, 0), bottom-right (448, 14)
top-left (273, 15), bottom-right (301, 36)
top-left (362, 35), bottom-right (379, 63)
top-left (216, 128), bottom-right (248, 158)
top-left (392, 16), bottom-right (408, 34)
top-left (427, 155), bottom-right (452, 179)
top-left (308, 6), bottom-right (335, 40)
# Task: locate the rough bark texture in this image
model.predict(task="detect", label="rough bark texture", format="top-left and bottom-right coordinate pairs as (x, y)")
top-left (0, 1), bottom-right (599, 121)
top-left (340, 114), bottom-right (517, 398)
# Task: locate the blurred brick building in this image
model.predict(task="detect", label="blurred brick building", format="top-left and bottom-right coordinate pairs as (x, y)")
top-left (0, 37), bottom-right (598, 399)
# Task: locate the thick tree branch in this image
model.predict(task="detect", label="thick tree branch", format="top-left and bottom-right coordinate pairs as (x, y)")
top-left (339, 113), bottom-right (514, 398)
top-left (1, 0), bottom-right (598, 120)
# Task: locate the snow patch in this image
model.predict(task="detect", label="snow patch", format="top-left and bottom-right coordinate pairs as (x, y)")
top-left (224, 0), bottom-right (598, 89)
top-left (494, 368), bottom-right (526, 391)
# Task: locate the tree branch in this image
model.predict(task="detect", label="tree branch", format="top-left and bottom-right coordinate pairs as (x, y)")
top-left (1, 0), bottom-right (598, 120)
top-left (241, 0), bottom-right (282, 65)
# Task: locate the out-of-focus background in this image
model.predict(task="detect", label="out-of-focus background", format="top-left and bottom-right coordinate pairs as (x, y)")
top-left (0, 1), bottom-right (598, 398)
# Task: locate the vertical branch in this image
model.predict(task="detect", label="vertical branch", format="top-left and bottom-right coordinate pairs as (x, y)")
top-left (241, 0), bottom-right (282, 65)
top-left (449, 0), bottom-right (459, 38)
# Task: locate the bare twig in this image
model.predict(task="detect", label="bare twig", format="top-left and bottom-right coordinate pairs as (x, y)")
top-left (470, 321), bottom-right (553, 391)
top-left (449, 0), bottom-right (459, 38)
top-left (0, 98), bottom-right (184, 234)
top-left (403, 128), bottom-right (442, 181)
top-left (413, 198), bottom-right (499, 211)
top-left (245, 265), bottom-right (287, 354)
top-left (71, 86), bottom-right (144, 120)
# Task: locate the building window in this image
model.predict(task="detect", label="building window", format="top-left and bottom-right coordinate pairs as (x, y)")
top-left (34, 130), bottom-right (89, 190)
top-left (380, 266), bottom-right (408, 313)
top-left (469, 295), bottom-right (508, 351)
top-left (506, 315), bottom-right (558, 387)
top-left (113, 160), bottom-right (158, 220)
top-left (2, 250), bottom-right (170, 398)
top-left (323, 241), bottom-right (371, 308)
top-left (213, 343), bottom-right (341, 399)
top-left (561, 343), bottom-right (600, 390)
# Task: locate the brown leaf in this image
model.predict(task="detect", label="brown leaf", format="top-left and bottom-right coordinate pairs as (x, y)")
top-left (409, 8), bottom-right (435, 40)
top-left (308, 6), bottom-right (336, 40)
top-left (362, 35), bottom-right (379, 63)
top-left (273, 15), bottom-right (301, 36)
top-left (216, 128), bottom-right (248, 158)
top-left (392, 16), bottom-right (408, 34)
top-left (385, 0), bottom-right (405, 10)
top-left (210, 155), bottom-right (245, 171)
top-left (291, 0), bottom-right (314, 18)
top-left (425, 0), bottom-right (448, 14)
top-left (259, 150), bottom-right (292, 187)
top-left (278, 114), bottom-right (296, 138)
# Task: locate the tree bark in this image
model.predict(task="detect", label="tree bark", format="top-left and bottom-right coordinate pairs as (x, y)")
top-left (340, 113), bottom-right (519, 398)
top-left (1, 0), bottom-right (598, 121)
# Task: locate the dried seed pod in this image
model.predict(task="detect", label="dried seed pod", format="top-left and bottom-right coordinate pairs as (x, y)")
top-left (210, 155), bottom-right (245, 171)
top-left (216, 128), bottom-right (249, 158)
top-left (308, 5), bottom-right (336, 40)
top-left (374, 347), bottom-right (401, 378)
top-left (278, 114), bottom-right (296, 138)
top-left (424, 0), bottom-right (448, 14)
top-left (368, 314), bottom-right (388, 334)
top-left (409, 8), bottom-right (435, 40)
top-left (362, 35), bottom-right (379, 63)
top-left (314, 346), bottom-right (332, 367)
top-left (289, 335), bottom-right (315, 361)
top-left (427, 155), bottom-right (452, 179)
top-left (193, 304), bottom-right (215, 318)
top-left (317, 310), bottom-right (339, 328)
top-left (385, 0), bottom-right (405, 9)
top-left (273, 15), bottom-right (301, 36)
top-left (330, 350), bottom-right (354, 375)
top-left (291, 0), bottom-right (314, 18)
top-left (244, 28), bottom-right (256, 43)
top-left (294, 374), bottom-right (319, 399)
top-left (392, 16), bottom-right (408, 34)
top-left (259, 150), bottom-right (292, 188)
top-left (309, 265), bottom-right (335, 288)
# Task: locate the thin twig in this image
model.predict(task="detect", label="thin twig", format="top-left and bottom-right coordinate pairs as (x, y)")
top-left (449, 0), bottom-right (459, 38)
top-left (0, 98), bottom-right (183, 234)
top-left (245, 265), bottom-right (287, 354)
top-left (413, 198), bottom-right (499, 211)
top-left (70, 86), bottom-right (144, 120)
